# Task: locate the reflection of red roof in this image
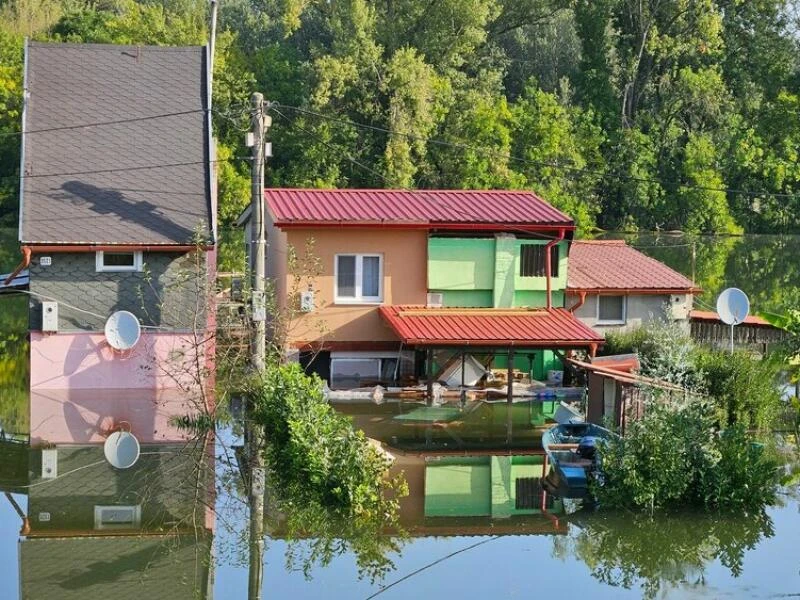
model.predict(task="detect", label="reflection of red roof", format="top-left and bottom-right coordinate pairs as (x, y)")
top-left (379, 306), bottom-right (604, 347)
top-left (567, 240), bottom-right (700, 293)
top-left (265, 188), bottom-right (573, 229)
top-left (689, 310), bottom-right (772, 327)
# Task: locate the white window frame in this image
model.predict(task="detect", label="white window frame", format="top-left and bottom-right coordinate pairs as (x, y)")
top-left (596, 294), bottom-right (627, 325)
top-left (95, 250), bottom-right (143, 272)
top-left (93, 505), bottom-right (142, 530)
top-left (334, 253), bottom-right (383, 304)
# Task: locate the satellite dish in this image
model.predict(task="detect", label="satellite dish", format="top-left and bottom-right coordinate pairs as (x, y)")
top-left (104, 430), bottom-right (141, 469)
top-left (104, 310), bottom-right (141, 350)
top-left (717, 288), bottom-right (750, 325)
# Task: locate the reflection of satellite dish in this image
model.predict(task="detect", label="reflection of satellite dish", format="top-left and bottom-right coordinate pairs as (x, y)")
top-left (717, 288), bottom-right (750, 325)
top-left (105, 311), bottom-right (141, 350)
top-left (104, 431), bottom-right (141, 469)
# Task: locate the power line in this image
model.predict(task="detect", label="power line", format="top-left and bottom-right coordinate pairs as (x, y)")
top-left (19, 158), bottom-right (234, 179)
top-left (273, 103), bottom-right (800, 201)
top-left (0, 109), bottom-right (209, 138)
top-left (270, 107), bottom-right (571, 243)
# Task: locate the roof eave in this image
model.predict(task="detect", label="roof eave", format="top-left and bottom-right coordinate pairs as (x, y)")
top-left (566, 286), bottom-right (702, 295)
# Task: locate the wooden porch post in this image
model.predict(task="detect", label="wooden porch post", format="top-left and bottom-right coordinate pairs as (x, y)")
top-left (460, 350), bottom-right (466, 405)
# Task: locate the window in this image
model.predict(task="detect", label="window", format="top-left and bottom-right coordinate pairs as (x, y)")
top-left (96, 251), bottom-right (143, 272)
top-left (335, 254), bottom-right (383, 302)
top-left (329, 352), bottom-right (407, 388)
top-left (94, 505), bottom-right (141, 530)
top-left (519, 244), bottom-right (559, 277)
top-left (597, 295), bottom-right (626, 324)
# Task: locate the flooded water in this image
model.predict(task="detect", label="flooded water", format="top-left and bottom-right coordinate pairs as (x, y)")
top-left (2, 230), bottom-right (800, 598)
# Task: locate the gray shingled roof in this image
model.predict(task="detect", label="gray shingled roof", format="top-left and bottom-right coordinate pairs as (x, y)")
top-left (21, 42), bottom-right (212, 245)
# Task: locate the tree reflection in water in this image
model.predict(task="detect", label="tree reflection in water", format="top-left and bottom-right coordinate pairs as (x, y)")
top-left (554, 508), bottom-right (775, 599)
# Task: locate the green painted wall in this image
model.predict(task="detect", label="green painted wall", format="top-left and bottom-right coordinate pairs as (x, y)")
top-left (427, 237), bottom-right (568, 309)
top-left (492, 350), bottom-right (562, 381)
top-left (428, 238), bottom-right (495, 290)
top-left (493, 234), bottom-right (517, 308)
top-left (438, 290), bottom-right (494, 307)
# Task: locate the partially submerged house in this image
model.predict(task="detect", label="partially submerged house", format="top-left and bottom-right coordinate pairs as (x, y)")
top-left (242, 189), bottom-right (604, 395)
top-left (566, 240), bottom-right (700, 333)
top-left (8, 41), bottom-right (216, 444)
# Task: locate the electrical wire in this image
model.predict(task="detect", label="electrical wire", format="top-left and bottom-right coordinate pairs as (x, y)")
top-left (0, 109), bottom-right (209, 138)
top-left (363, 536), bottom-right (500, 599)
top-left (273, 102), bottom-right (800, 201)
top-left (19, 158), bottom-right (235, 179)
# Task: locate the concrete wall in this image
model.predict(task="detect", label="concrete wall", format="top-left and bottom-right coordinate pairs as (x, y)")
top-left (568, 292), bottom-right (693, 334)
top-left (428, 236), bottom-right (567, 308)
top-left (281, 228), bottom-right (429, 345)
top-left (28, 251), bottom-right (208, 331)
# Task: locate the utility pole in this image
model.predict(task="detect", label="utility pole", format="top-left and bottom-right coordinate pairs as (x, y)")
top-left (247, 91), bottom-right (270, 600)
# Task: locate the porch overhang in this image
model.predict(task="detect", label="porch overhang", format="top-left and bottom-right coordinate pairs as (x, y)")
top-left (378, 306), bottom-right (604, 350)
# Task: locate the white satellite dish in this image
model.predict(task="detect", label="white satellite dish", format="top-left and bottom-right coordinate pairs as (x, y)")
top-left (104, 430), bottom-right (141, 469)
top-left (104, 310), bottom-right (141, 350)
top-left (716, 287), bottom-right (750, 325)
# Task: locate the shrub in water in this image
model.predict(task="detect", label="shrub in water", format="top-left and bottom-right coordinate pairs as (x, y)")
top-left (248, 362), bottom-right (406, 518)
top-left (593, 399), bottom-right (780, 510)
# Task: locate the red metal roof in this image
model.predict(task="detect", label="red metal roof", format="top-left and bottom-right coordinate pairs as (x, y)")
top-left (689, 310), bottom-right (772, 327)
top-left (265, 188), bottom-right (574, 229)
top-left (567, 240), bottom-right (700, 293)
top-left (379, 306), bottom-right (604, 347)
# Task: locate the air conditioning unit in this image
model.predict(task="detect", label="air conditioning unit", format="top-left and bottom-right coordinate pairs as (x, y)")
top-left (42, 301), bottom-right (58, 332)
top-left (300, 290), bottom-right (315, 312)
top-left (426, 293), bottom-right (444, 308)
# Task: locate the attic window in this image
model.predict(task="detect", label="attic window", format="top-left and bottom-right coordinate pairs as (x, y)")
top-left (96, 251), bottom-right (143, 272)
top-left (520, 244), bottom-right (559, 278)
top-left (597, 295), bottom-right (626, 325)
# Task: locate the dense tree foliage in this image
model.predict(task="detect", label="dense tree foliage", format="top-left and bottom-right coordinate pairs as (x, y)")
top-left (0, 0), bottom-right (799, 234)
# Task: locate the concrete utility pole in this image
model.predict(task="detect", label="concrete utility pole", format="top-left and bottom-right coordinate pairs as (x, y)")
top-left (247, 91), bottom-right (270, 600)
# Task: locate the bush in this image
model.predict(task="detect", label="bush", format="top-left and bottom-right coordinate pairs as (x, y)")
top-left (693, 348), bottom-right (783, 431)
top-left (249, 362), bottom-right (406, 518)
top-left (593, 400), bottom-right (780, 510)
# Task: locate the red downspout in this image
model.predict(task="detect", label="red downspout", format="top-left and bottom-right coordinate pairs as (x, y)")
top-left (3, 246), bottom-right (31, 286)
top-left (568, 291), bottom-right (587, 313)
top-left (545, 229), bottom-right (565, 310)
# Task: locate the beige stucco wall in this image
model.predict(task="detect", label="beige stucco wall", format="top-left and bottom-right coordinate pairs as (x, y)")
top-left (567, 292), bottom-right (693, 335)
top-left (272, 227), bottom-right (429, 345)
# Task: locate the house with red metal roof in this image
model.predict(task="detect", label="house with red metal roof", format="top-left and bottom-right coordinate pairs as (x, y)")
top-left (566, 240), bottom-right (700, 333)
top-left (241, 188), bottom-right (604, 395)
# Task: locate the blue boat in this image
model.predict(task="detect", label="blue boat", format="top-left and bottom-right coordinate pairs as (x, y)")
top-left (541, 422), bottom-right (614, 498)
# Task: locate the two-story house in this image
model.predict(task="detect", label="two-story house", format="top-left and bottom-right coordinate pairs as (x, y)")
top-left (242, 188), bottom-right (604, 394)
top-left (8, 41), bottom-right (216, 444)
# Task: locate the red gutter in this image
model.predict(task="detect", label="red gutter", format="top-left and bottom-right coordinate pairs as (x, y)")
top-left (568, 291), bottom-right (587, 313)
top-left (26, 244), bottom-right (210, 253)
top-left (2, 246), bottom-right (31, 286)
top-left (545, 228), bottom-right (565, 309)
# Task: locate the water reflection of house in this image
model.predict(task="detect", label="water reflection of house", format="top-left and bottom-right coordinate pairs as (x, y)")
top-left (339, 401), bottom-right (567, 534)
top-left (241, 189), bottom-right (603, 397)
top-left (18, 441), bottom-right (214, 599)
top-left (6, 41), bottom-right (216, 443)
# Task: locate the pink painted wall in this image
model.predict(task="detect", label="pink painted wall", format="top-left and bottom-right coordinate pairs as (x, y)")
top-left (30, 331), bottom-right (212, 444)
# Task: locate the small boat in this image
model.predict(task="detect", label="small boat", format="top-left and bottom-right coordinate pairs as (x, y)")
top-left (541, 422), bottom-right (614, 499)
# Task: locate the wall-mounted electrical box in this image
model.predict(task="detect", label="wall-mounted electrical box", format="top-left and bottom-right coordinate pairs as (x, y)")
top-left (300, 290), bottom-right (315, 312)
top-left (42, 301), bottom-right (58, 332)
top-left (41, 448), bottom-right (58, 479)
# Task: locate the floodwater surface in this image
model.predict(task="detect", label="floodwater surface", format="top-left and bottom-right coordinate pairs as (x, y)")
top-left (2, 231), bottom-right (800, 598)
